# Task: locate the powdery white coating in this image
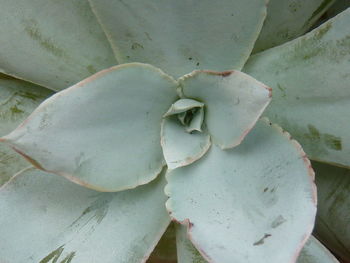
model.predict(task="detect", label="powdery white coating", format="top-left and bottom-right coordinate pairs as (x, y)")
top-left (163, 98), bottom-right (204, 117)
top-left (161, 117), bottom-right (211, 170)
top-left (0, 168), bottom-right (170, 263)
top-left (166, 119), bottom-right (316, 263)
top-left (0, 0), bottom-right (116, 91)
top-left (245, 8), bottom-right (350, 168)
top-left (1, 63), bottom-right (178, 192)
top-left (180, 70), bottom-right (271, 149)
top-left (89, 0), bottom-right (267, 77)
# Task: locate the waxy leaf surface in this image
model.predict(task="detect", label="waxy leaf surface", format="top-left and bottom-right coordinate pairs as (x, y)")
top-left (166, 119), bottom-right (316, 263)
top-left (180, 71), bottom-right (271, 149)
top-left (254, 0), bottom-right (335, 52)
top-left (245, 9), bottom-right (350, 168)
top-left (0, 0), bottom-right (116, 91)
top-left (176, 228), bottom-right (339, 263)
top-left (89, 0), bottom-right (267, 77)
top-left (0, 74), bottom-right (53, 185)
top-left (313, 161), bottom-right (350, 261)
top-left (1, 63), bottom-right (178, 192)
top-left (161, 117), bottom-right (211, 170)
top-left (0, 168), bottom-right (170, 263)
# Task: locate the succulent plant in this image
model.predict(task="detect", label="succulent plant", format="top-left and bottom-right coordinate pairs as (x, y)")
top-left (0, 0), bottom-right (349, 263)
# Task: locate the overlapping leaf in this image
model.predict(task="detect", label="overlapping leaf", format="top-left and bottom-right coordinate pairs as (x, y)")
top-left (0, 74), bottom-right (53, 185)
top-left (254, 0), bottom-right (336, 52)
top-left (1, 63), bottom-right (178, 192)
top-left (245, 8), bottom-right (350, 168)
top-left (166, 119), bottom-right (316, 263)
top-left (0, 168), bottom-right (170, 262)
top-left (89, 0), bottom-right (267, 77)
top-left (0, 0), bottom-right (116, 91)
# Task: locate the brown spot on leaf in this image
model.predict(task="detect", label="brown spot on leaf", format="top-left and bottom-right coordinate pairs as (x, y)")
top-left (253, 233), bottom-right (272, 246)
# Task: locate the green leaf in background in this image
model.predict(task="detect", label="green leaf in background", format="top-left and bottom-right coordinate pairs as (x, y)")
top-left (0, 74), bottom-right (53, 185)
top-left (313, 161), bottom-right (350, 261)
top-left (0, 167), bottom-right (170, 263)
top-left (0, 0), bottom-right (116, 91)
top-left (254, 0), bottom-right (336, 52)
top-left (88, 0), bottom-right (267, 77)
top-left (245, 8), bottom-right (350, 168)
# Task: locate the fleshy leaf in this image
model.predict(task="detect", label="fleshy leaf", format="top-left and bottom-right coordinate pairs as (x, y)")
top-left (180, 70), bottom-right (271, 149)
top-left (0, 0), bottom-right (116, 91)
top-left (161, 117), bottom-right (211, 169)
top-left (164, 99), bottom-right (204, 117)
top-left (176, 224), bottom-right (207, 263)
top-left (0, 74), bottom-right (53, 185)
top-left (313, 161), bottom-right (350, 261)
top-left (298, 236), bottom-right (340, 263)
top-left (88, 0), bottom-right (267, 77)
top-left (0, 167), bottom-right (170, 263)
top-left (244, 9), bottom-right (350, 168)
top-left (1, 63), bottom-right (178, 192)
top-left (166, 119), bottom-right (316, 263)
top-left (253, 0), bottom-right (336, 52)
top-left (176, 228), bottom-right (339, 263)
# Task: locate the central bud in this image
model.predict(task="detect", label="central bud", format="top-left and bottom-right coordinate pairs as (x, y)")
top-left (163, 98), bottom-right (205, 133)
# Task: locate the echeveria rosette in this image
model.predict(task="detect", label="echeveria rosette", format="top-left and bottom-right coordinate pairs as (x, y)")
top-left (0, 0), bottom-right (349, 262)
top-left (0, 62), bottom-right (317, 263)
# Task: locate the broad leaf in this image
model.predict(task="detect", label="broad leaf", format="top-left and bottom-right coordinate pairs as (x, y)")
top-left (0, 0), bottom-right (116, 91)
top-left (166, 119), bottom-right (316, 263)
top-left (298, 236), bottom-right (339, 263)
top-left (161, 117), bottom-right (211, 169)
top-left (0, 74), bottom-right (53, 185)
top-left (1, 63), bottom-right (178, 192)
top-left (176, 228), bottom-right (339, 263)
top-left (88, 0), bottom-right (267, 77)
top-left (254, 0), bottom-right (336, 52)
top-left (313, 161), bottom-right (350, 261)
top-left (0, 167), bottom-right (170, 263)
top-left (180, 70), bottom-right (271, 149)
top-left (244, 9), bottom-right (350, 168)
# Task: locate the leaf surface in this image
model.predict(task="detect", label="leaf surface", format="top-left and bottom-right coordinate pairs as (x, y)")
top-left (245, 9), bottom-right (350, 168)
top-left (298, 236), bottom-right (339, 263)
top-left (166, 119), bottom-right (316, 263)
top-left (0, 74), bottom-right (53, 185)
top-left (89, 0), bottom-right (267, 77)
top-left (313, 161), bottom-right (350, 261)
top-left (254, 0), bottom-right (336, 52)
top-left (1, 63), bottom-right (178, 192)
top-left (180, 71), bottom-right (271, 149)
top-left (161, 117), bottom-right (211, 169)
top-left (0, 167), bottom-right (170, 263)
top-left (0, 0), bottom-right (116, 91)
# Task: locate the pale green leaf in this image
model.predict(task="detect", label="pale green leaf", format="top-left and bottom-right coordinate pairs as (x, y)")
top-left (88, 0), bottom-right (267, 77)
top-left (1, 63), bottom-right (178, 192)
top-left (0, 167), bottom-right (170, 263)
top-left (180, 71), bottom-right (271, 149)
top-left (0, 74), bottom-right (53, 185)
top-left (161, 117), bottom-right (211, 169)
top-left (244, 9), bottom-right (350, 168)
top-left (176, 224), bottom-right (207, 263)
top-left (166, 119), bottom-right (316, 263)
top-left (254, 0), bottom-right (336, 52)
top-left (0, 0), bottom-right (116, 91)
top-left (164, 99), bottom-right (204, 117)
top-left (297, 236), bottom-right (339, 263)
top-left (313, 161), bottom-right (350, 261)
